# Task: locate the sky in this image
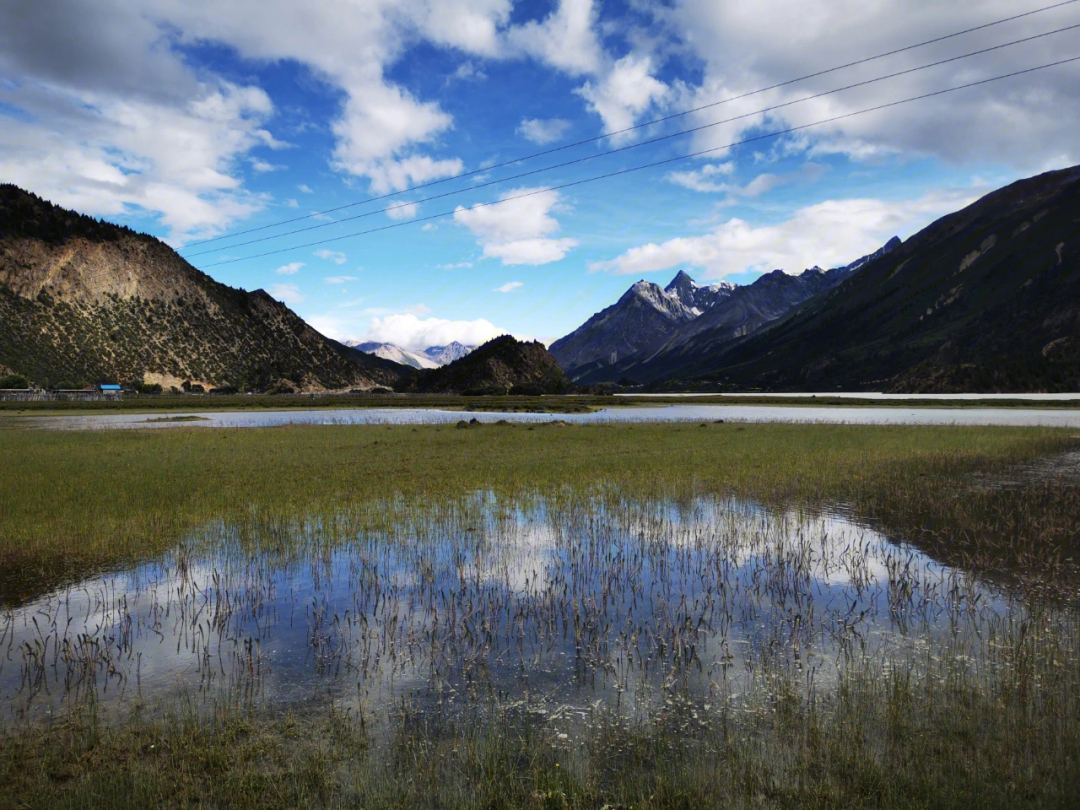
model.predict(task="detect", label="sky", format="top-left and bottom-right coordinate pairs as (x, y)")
top-left (2, 0), bottom-right (1079, 349)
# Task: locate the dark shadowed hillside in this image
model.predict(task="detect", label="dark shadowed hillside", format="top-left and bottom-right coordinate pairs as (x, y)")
top-left (396, 335), bottom-right (572, 395)
top-left (659, 165), bottom-right (1080, 392)
top-left (0, 185), bottom-right (408, 391)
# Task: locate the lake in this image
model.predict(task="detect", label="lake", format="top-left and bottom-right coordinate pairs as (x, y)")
top-left (10, 403), bottom-right (1080, 430)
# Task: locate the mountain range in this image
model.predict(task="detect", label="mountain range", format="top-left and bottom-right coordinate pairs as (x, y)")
top-left (554, 165), bottom-right (1078, 392)
top-left (659, 165), bottom-right (1080, 393)
top-left (0, 185), bottom-right (408, 391)
top-left (2, 163), bottom-right (1077, 395)
top-left (347, 341), bottom-right (474, 370)
top-left (552, 239), bottom-right (899, 383)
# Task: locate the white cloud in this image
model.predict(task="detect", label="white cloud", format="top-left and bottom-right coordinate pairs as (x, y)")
top-left (669, 162), bottom-right (829, 201)
top-left (590, 189), bottom-right (979, 279)
top-left (506, 0), bottom-right (604, 76)
top-left (275, 261), bottom-right (305, 275)
top-left (666, 161), bottom-right (736, 192)
top-left (576, 53), bottom-right (669, 141)
top-left (454, 187), bottom-right (578, 266)
top-left (268, 283), bottom-right (304, 304)
top-left (495, 281), bottom-right (523, 293)
top-left (436, 261), bottom-right (473, 269)
top-left (285, 198), bottom-right (299, 208)
top-left (314, 249), bottom-right (347, 265)
top-left (251, 158), bottom-right (283, 173)
top-left (363, 313), bottom-right (506, 351)
top-left (324, 275), bottom-right (358, 284)
top-left (385, 201), bottom-right (419, 220)
top-left (298, 184), bottom-right (313, 194)
top-left (517, 117), bottom-right (571, 145)
top-left (660, 0), bottom-right (1080, 170)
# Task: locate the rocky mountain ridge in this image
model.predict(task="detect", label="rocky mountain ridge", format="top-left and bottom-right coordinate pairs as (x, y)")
top-left (555, 238), bottom-right (898, 383)
top-left (347, 340), bottom-right (475, 370)
top-left (0, 184), bottom-right (408, 391)
top-left (631, 166), bottom-right (1080, 392)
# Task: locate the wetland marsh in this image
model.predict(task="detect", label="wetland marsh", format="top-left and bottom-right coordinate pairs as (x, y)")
top-left (1, 423), bottom-right (1079, 808)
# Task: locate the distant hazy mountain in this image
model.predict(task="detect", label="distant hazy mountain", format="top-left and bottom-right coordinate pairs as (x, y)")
top-left (348, 340), bottom-right (475, 369)
top-left (422, 341), bottom-right (474, 365)
top-left (579, 238), bottom-right (900, 385)
top-left (640, 165), bottom-right (1080, 392)
top-left (0, 184), bottom-right (408, 391)
top-left (349, 341), bottom-right (439, 370)
top-left (548, 273), bottom-right (734, 379)
top-left (396, 335), bottom-right (571, 395)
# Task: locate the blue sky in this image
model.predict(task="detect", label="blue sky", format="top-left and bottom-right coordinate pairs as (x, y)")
top-left (2, 0), bottom-right (1079, 348)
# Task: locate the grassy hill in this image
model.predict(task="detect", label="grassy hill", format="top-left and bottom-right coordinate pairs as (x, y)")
top-left (0, 185), bottom-right (407, 391)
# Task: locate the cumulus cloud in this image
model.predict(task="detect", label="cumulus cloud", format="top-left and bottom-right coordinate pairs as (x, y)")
top-left (275, 261), bottom-right (304, 275)
top-left (365, 313), bottom-right (505, 351)
top-left (454, 187), bottom-right (578, 266)
top-left (385, 201), bottom-right (419, 220)
top-left (268, 283), bottom-right (304, 304)
top-left (670, 162), bottom-right (828, 200)
top-left (495, 281), bottom-right (523, 293)
top-left (576, 53), bottom-right (669, 140)
top-left (517, 117), bottom-right (571, 145)
top-left (506, 0), bottom-right (671, 140)
top-left (660, 0), bottom-right (1080, 170)
top-left (591, 189), bottom-right (978, 279)
top-left (666, 162), bottom-right (736, 192)
top-left (314, 249), bottom-right (347, 265)
top-left (298, 184), bottom-right (313, 194)
top-left (307, 311), bottom-right (506, 352)
top-left (507, 0), bottom-right (604, 76)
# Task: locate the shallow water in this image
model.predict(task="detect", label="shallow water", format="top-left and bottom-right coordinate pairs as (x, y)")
top-left (11, 403), bottom-right (1080, 430)
top-left (0, 496), bottom-right (1028, 726)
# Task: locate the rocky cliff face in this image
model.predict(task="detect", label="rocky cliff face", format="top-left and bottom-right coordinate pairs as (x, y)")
top-left (0, 185), bottom-right (408, 390)
top-left (397, 335), bottom-right (571, 395)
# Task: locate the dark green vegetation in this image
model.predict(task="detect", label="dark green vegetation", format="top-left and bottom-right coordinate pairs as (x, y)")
top-left (396, 334), bottom-right (573, 395)
top-left (0, 185), bottom-right (407, 391)
top-left (1, 424), bottom-right (1080, 808)
top-left (582, 165), bottom-right (1080, 393)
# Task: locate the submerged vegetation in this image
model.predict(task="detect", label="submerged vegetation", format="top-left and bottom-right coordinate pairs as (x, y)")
top-left (1, 423), bottom-right (1079, 808)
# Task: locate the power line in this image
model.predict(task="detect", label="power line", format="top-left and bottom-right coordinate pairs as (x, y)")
top-left (185, 22), bottom-right (1080, 257)
top-left (183, 22), bottom-right (1080, 258)
top-left (199, 53), bottom-right (1080, 270)
top-left (180, 0), bottom-right (1080, 251)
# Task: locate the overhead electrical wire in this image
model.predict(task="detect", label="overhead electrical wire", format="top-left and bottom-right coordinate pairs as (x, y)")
top-left (181, 21), bottom-right (1080, 258)
top-left (199, 53), bottom-right (1080, 269)
top-left (179, 0), bottom-right (1080, 251)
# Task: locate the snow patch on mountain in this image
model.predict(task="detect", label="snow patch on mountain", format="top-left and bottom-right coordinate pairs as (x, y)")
top-left (348, 341), bottom-right (476, 369)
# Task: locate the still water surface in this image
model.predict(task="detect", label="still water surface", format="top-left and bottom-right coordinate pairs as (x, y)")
top-left (12, 404), bottom-right (1080, 430)
top-left (0, 496), bottom-right (1032, 726)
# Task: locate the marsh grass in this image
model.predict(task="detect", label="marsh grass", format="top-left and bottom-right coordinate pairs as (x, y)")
top-left (2, 423), bottom-right (1080, 808)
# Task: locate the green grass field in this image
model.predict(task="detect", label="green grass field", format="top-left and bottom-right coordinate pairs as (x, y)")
top-left (1, 423), bottom-right (1078, 808)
